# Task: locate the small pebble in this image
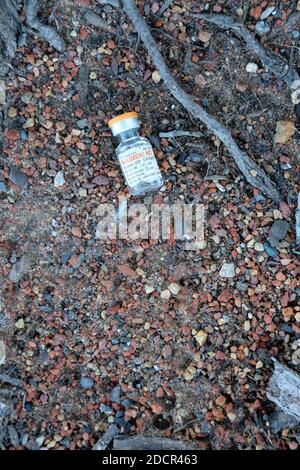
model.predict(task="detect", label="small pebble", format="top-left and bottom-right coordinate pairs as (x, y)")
top-left (194, 330), bottom-right (208, 347)
top-left (54, 171), bottom-right (65, 187)
top-left (110, 385), bottom-right (121, 404)
top-left (100, 404), bottom-right (113, 414)
top-left (9, 166), bottom-right (28, 188)
top-left (20, 130), bottom-right (28, 140)
top-left (168, 283), bottom-right (181, 295)
top-left (161, 289), bottom-right (171, 300)
top-left (246, 62), bottom-right (258, 73)
top-left (152, 71), bottom-right (161, 83)
top-left (255, 21), bottom-right (271, 36)
top-left (61, 252), bottom-right (72, 264)
top-left (80, 377), bottom-right (94, 389)
top-left (219, 262), bottom-right (235, 278)
top-left (254, 242), bottom-right (264, 252)
top-left (260, 6), bottom-right (276, 20)
top-left (0, 182), bottom-right (9, 193)
top-left (263, 242), bottom-right (278, 257)
top-left (145, 284), bottom-right (155, 294)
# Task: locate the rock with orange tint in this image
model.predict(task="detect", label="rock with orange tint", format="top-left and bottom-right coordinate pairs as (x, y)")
top-left (274, 121), bottom-right (296, 144)
top-left (282, 307), bottom-right (294, 320)
top-left (151, 402), bottom-right (163, 414)
top-left (71, 226), bottom-right (82, 238)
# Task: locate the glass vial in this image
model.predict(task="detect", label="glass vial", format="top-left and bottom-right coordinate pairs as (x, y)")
top-left (108, 112), bottom-right (163, 196)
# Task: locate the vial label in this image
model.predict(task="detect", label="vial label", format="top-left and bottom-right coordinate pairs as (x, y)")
top-left (119, 144), bottom-right (162, 187)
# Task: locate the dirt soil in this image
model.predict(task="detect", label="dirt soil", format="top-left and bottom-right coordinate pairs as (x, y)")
top-left (0, 0), bottom-right (300, 450)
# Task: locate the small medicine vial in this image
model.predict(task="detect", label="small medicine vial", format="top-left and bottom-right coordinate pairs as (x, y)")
top-left (108, 112), bottom-right (163, 196)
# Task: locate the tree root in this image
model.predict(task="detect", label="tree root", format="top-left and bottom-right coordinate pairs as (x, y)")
top-left (25, 0), bottom-right (65, 52)
top-left (193, 13), bottom-right (299, 89)
top-left (122, 0), bottom-right (281, 202)
top-left (0, 0), bottom-right (65, 75)
top-left (0, 1), bottom-right (21, 75)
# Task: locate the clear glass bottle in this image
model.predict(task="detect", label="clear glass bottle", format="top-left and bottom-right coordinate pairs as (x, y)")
top-left (108, 112), bottom-right (163, 196)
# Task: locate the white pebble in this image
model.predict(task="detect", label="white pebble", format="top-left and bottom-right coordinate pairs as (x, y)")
top-left (246, 62), bottom-right (258, 73)
top-left (168, 283), bottom-right (181, 295)
top-left (219, 262), bottom-right (235, 278)
top-left (54, 171), bottom-right (65, 187)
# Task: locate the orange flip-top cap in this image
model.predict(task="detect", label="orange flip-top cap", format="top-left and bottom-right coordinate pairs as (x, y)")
top-left (108, 112), bottom-right (138, 128)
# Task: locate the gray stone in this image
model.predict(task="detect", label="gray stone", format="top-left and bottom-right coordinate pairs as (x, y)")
top-left (80, 376), bottom-right (94, 389)
top-left (100, 404), bottom-right (113, 414)
top-left (122, 399), bottom-right (134, 407)
top-left (9, 255), bottom-right (30, 283)
top-left (0, 401), bottom-right (10, 419)
top-left (268, 220), bottom-right (290, 247)
top-left (0, 182), bottom-right (9, 193)
top-left (0, 340), bottom-right (6, 365)
top-left (255, 21), bottom-right (271, 36)
top-left (9, 166), bottom-right (28, 188)
top-left (189, 152), bottom-right (203, 163)
top-left (35, 436), bottom-right (45, 448)
top-left (236, 282), bottom-right (248, 292)
top-left (61, 252), bottom-right (72, 264)
top-left (219, 262), bottom-right (235, 278)
top-left (292, 30), bottom-right (300, 40)
top-left (0, 314), bottom-right (11, 333)
top-left (77, 119), bottom-right (87, 129)
top-left (110, 385), bottom-right (121, 404)
top-left (260, 6), bottom-right (276, 20)
top-left (262, 72), bottom-right (270, 82)
top-left (263, 241), bottom-right (278, 257)
top-left (21, 92), bottom-right (33, 104)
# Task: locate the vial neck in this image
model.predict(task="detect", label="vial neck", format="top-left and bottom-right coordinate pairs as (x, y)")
top-left (118, 128), bottom-right (139, 143)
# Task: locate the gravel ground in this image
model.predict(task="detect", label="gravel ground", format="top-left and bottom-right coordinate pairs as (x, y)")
top-left (0, 0), bottom-right (300, 450)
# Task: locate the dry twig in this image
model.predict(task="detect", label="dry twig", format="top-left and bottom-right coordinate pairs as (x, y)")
top-left (122, 0), bottom-right (281, 202)
top-left (159, 130), bottom-right (204, 138)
